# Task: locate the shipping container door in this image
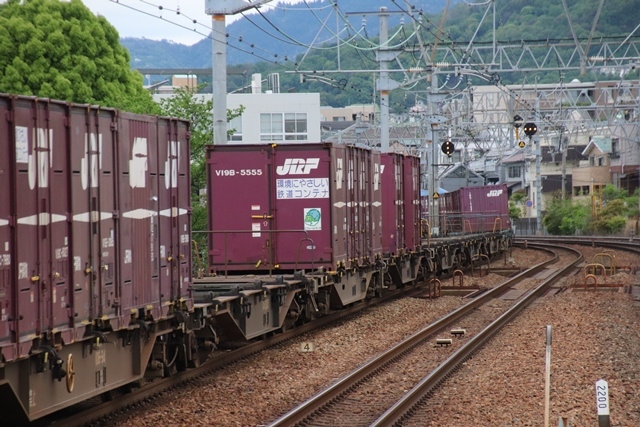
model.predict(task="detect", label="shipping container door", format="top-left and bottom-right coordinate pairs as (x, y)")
top-left (207, 146), bottom-right (271, 270)
top-left (365, 148), bottom-right (382, 260)
top-left (157, 119), bottom-right (185, 305)
top-left (381, 154), bottom-right (403, 254)
top-left (157, 121), bottom-right (172, 306)
top-left (353, 147), bottom-right (367, 263)
top-left (94, 110), bottom-right (118, 319)
top-left (271, 145), bottom-right (333, 269)
top-left (345, 147), bottom-right (357, 262)
top-left (69, 109), bottom-right (96, 324)
top-left (118, 119), bottom-right (134, 312)
top-left (369, 151), bottom-right (382, 259)
top-left (403, 155), bottom-right (421, 250)
top-left (119, 118), bottom-right (158, 312)
top-left (0, 98), bottom-right (13, 351)
top-left (176, 121), bottom-right (191, 298)
top-left (13, 100), bottom-right (51, 348)
top-left (47, 104), bottom-right (71, 332)
top-left (330, 145), bottom-right (348, 266)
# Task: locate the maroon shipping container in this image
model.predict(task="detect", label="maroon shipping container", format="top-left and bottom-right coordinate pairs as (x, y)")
top-left (380, 153), bottom-right (421, 255)
top-left (439, 184), bottom-right (511, 234)
top-left (207, 143), bottom-right (382, 273)
top-left (0, 95), bottom-right (191, 362)
top-left (403, 154), bottom-right (421, 251)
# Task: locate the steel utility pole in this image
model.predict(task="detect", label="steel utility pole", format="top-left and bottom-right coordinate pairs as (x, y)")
top-left (427, 73), bottom-right (447, 236)
top-left (374, 7), bottom-right (401, 153)
top-left (205, 0), bottom-right (272, 145)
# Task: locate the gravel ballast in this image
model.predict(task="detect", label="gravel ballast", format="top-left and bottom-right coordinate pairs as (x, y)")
top-left (108, 247), bottom-right (640, 427)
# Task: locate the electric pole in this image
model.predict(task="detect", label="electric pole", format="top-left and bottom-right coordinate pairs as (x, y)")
top-left (205, 0), bottom-right (273, 145)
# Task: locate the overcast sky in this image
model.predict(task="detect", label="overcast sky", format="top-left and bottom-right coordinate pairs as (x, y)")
top-left (82, 0), bottom-right (302, 45)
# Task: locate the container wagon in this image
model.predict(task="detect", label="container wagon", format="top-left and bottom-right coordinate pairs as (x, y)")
top-left (0, 94), bottom-right (514, 423)
top-left (439, 184), bottom-right (511, 235)
top-left (0, 94), bottom-right (194, 423)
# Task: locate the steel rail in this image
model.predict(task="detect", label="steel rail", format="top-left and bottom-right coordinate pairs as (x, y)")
top-left (371, 244), bottom-right (582, 427)
top-left (39, 283), bottom-right (432, 427)
top-left (266, 245), bottom-right (559, 427)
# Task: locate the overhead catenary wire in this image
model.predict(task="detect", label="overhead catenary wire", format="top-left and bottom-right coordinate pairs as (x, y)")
top-left (110, 0), bottom-right (299, 66)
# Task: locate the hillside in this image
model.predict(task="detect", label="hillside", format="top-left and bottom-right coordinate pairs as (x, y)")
top-left (123, 0), bottom-right (640, 109)
top-left (123, 0), bottom-right (457, 68)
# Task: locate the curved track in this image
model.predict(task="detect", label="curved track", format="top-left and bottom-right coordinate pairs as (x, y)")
top-left (267, 244), bottom-right (581, 426)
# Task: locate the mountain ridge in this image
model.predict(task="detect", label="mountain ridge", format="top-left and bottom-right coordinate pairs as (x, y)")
top-left (123, 0), bottom-right (457, 68)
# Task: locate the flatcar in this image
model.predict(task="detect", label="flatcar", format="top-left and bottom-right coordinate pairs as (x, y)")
top-left (192, 143), bottom-right (512, 343)
top-left (0, 94), bottom-right (513, 423)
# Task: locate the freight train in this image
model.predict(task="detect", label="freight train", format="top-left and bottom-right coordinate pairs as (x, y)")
top-left (0, 94), bottom-right (513, 423)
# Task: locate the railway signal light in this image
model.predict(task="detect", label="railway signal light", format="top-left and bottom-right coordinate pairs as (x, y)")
top-left (441, 140), bottom-right (454, 157)
top-left (523, 122), bottom-right (538, 137)
top-left (513, 115), bottom-right (523, 128)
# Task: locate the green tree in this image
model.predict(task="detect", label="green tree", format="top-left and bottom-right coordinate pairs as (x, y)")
top-left (543, 198), bottom-right (590, 235)
top-left (159, 87), bottom-right (244, 271)
top-left (509, 192), bottom-right (525, 221)
top-left (0, 0), bottom-right (158, 114)
top-left (590, 198), bottom-right (630, 235)
top-left (601, 184), bottom-right (628, 201)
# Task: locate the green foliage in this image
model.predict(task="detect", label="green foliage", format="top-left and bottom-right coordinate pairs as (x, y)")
top-left (543, 198), bottom-right (590, 235)
top-left (589, 199), bottom-right (630, 235)
top-left (508, 200), bottom-right (522, 221)
top-left (158, 87), bottom-right (244, 269)
top-left (626, 189), bottom-right (640, 218)
top-left (601, 184), bottom-right (628, 201)
top-left (508, 192), bottom-right (526, 221)
top-left (0, 0), bottom-right (158, 114)
top-left (543, 187), bottom-right (639, 235)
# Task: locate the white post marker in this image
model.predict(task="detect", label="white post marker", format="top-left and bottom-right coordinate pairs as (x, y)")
top-left (595, 379), bottom-right (611, 427)
top-left (544, 325), bottom-right (552, 427)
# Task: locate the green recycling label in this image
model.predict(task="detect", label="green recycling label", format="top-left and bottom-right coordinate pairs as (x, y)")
top-left (304, 208), bottom-right (321, 231)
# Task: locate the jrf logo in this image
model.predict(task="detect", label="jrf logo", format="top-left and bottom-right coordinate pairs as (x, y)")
top-left (27, 128), bottom-right (53, 189)
top-left (129, 137), bottom-right (148, 188)
top-left (164, 140), bottom-right (180, 189)
top-left (276, 158), bottom-right (320, 175)
top-left (487, 189), bottom-right (503, 197)
top-left (335, 158), bottom-right (343, 189)
top-left (81, 133), bottom-right (103, 190)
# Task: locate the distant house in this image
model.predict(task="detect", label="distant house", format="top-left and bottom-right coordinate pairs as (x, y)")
top-left (439, 163), bottom-right (485, 192)
top-left (573, 137), bottom-right (612, 198)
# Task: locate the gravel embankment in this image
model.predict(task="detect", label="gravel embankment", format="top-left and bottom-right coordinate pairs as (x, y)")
top-left (109, 247), bottom-right (640, 427)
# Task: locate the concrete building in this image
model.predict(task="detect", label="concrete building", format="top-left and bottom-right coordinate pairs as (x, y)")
top-left (154, 73), bottom-right (322, 143)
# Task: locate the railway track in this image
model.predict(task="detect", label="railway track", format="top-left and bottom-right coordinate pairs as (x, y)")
top-left (35, 279), bottom-right (445, 427)
top-left (267, 244), bottom-right (582, 427)
top-left (41, 239), bottom-right (640, 427)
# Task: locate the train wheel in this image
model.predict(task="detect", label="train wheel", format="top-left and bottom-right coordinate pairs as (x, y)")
top-left (65, 354), bottom-right (75, 393)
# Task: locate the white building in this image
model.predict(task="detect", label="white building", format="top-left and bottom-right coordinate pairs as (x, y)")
top-left (154, 73), bottom-right (322, 143)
